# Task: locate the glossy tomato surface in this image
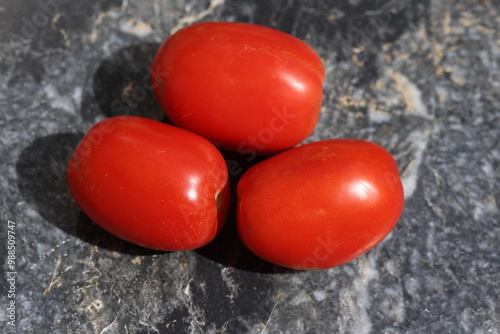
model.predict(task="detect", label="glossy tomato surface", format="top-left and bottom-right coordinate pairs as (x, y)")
top-left (237, 139), bottom-right (404, 270)
top-left (151, 21), bottom-right (325, 155)
top-left (67, 116), bottom-right (230, 251)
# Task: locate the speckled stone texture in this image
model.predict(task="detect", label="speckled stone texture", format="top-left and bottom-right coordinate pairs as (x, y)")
top-left (1, 0), bottom-right (499, 333)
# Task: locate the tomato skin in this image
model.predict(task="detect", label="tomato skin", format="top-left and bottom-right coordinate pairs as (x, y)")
top-left (151, 21), bottom-right (325, 155)
top-left (67, 116), bottom-right (230, 251)
top-left (237, 139), bottom-right (404, 270)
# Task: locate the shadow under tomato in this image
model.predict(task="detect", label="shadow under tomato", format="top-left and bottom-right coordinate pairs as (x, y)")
top-left (81, 42), bottom-right (168, 123)
top-left (16, 132), bottom-right (162, 256)
top-left (195, 210), bottom-right (292, 274)
top-left (195, 149), bottom-right (293, 274)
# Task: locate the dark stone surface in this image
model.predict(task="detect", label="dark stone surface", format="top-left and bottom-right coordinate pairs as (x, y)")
top-left (1, 0), bottom-right (499, 333)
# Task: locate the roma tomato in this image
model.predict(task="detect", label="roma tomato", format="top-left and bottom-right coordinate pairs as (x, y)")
top-left (151, 21), bottom-right (325, 155)
top-left (67, 116), bottom-right (230, 251)
top-left (237, 139), bottom-right (404, 270)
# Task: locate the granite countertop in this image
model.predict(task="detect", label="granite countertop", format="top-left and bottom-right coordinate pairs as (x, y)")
top-left (1, 0), bottom-right (499, 333)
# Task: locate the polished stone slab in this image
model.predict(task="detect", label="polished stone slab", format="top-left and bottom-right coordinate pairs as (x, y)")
top-left (1, 0), bottom-right (499, 333)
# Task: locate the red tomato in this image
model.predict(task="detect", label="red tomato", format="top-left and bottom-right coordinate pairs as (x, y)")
top-left (67, 116), bottom-right (230, 251)
top-left (151, 21), bottom-right (325, 155)
top-left (237, 139), bottom-right (404, 270)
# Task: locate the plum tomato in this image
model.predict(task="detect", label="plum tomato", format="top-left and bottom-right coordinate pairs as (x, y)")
top-left (237, 139), bottom-right (404, 270)
top-left (66, 116), bottom-right (230, 251)
top-left (150, 21), bottom-right (325, 155)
